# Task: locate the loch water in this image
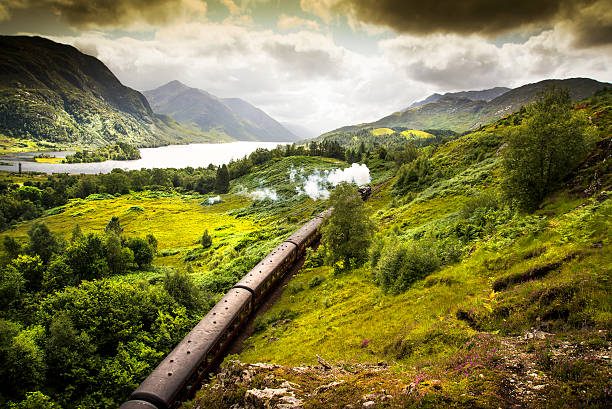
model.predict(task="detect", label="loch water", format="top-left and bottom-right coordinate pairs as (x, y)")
top-left (0, 142), bottom-right (286, 174)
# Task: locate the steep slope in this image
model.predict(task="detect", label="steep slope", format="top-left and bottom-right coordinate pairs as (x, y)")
top-left (192, 89), bottom-right (612, 409)
top-left (0, 35), bottom-right (205, 148)
top-left (144, 81), bottom-right (298, 142)
top-left (326, 78), bottom-right (610, 135)
top-left (404, 86), bottom-right (511, 111)
top-left (221, 97), bottom-right (297, 141)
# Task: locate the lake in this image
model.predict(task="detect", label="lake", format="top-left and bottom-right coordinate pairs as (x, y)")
top-left (0, 142), bottom-right (286, 174)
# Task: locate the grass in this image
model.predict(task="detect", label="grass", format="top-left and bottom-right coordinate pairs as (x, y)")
top-left (34, 157), bottom-right (64, 163)
top-left (401, 130), bottom-right (435, 139)
top-left (372, 128), bottom-right (394, 136)
top-left (2, 191), bottom-right (257, 270)
top-left (229, 151), bottom-right (611, 407)
top-left (0, 133), bottom-right (50, 154)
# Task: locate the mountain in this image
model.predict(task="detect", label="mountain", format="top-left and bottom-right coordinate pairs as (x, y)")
top-left (326, 78), bottom-right (610, 135)
top-left (0, 35), bottom-right (208, 148)
top-left (221, 97), bottom-right (297, 142)
top-left (404, 86), bottom-right (511, 111)
top-left (144, 81), bottom-right (298, 142)
top-left (280, 122), bottom-right (318, 140)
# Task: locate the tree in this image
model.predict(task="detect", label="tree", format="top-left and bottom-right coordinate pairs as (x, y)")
top-left (105, 216), bottom-right (123, 236)
top-left (201, 230), bottom-right (212, 248)
top-left (214, 164), bottom-right (230, 194)
top-left (501, 87), bottom-right (591, 210)
top-left (70, 224), bottom-right (84, 243)
top-left (0, 264), bottom-right (25, 309)
top-left (146, 234), bottom-right (158, 253)
top-left (105, 233), bottom-right (132, 276)
top-left (126, 238), bottom-right (154, 269)
top-left (321, 182), bottom-right (375, 268)
top-left (12, 255), bottom-right (44, 292)
top-left (163, 270), bottom-right (205, 311)
top-left (2, 236), bottom-right (22, 262)
top-left (26, 222), bottom-right (59, 264)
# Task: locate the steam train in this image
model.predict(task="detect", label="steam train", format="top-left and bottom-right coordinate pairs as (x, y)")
top-left (119, 208), bottom-right (333, 409)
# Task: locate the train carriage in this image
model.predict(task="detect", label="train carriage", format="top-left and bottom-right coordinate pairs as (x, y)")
top-left (125, 288), bottom-right (252, 409)
top-left (232, 241), bottom-right (297, 304)
top-left (121, 208), bottom-right (335, 409)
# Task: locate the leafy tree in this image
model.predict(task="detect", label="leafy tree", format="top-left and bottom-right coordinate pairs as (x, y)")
top-left (104, 216), bottom-right (123, 236)
top-left (105, 233), bottom-right (132, 276)
top-left (9, 391), bottom-right (62, 409)
top-left (26, 222), bottom-right (59, 264)
top-left (42, 256), bottom-right (75, 291)
top-left (0, 264), bottom-right (25, 309)
top-left (163, 270), bottom-right (205, 311)
top-left (201, 230), bottom-right (212, 248)
top-left (501, 87), bottom-right (591, 210)
top-left (2, 236), bottom-right (22, 262)
top-left (321, 182), bottom-right (375, 268)
top-left (214, 164), bottom-right (230, 194)
top-left (70, 224), bottom-right (84, 243)
top-left (146, 234), bottom-right (158, 252)
top-left (64, 234), bottom-right (109, 281)
top-left (2, 326), bottom-right (47, 400)
top-left (43, 313), bottom-right (96, 401)
top-left (126, 238), bottom-right (154, 269)
top-left (11, 255), bottom-right (44, 292)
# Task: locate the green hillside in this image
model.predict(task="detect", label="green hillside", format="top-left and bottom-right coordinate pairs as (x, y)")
top-left (193, 89), bottom-right (612, 408)
top-left (0, 36), bottom-right (221, 151)
top-left (324, 78), bottom-right (610, 136)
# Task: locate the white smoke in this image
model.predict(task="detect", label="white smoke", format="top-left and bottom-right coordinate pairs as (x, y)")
top-left (293, 163), bottom-right (371, 200)
top-left (328, 163), bottom-right (371, 186)
top-left (207, 195), bottom-right (221, 205)
top-left (249, 188), bottom-right (278, 201)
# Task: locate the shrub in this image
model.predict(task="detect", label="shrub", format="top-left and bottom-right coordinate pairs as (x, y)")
top-left (373, 239), bottom-right (440, 293)
top-left (201, 230), bottom-right (212, 249)
top-left (308, 275), bottom-right (325, 288)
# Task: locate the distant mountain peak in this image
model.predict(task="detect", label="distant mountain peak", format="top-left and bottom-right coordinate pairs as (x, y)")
top-left (405, 86), bottom-right (511, 111)
top-left (144, 81), bottom-right (298, 142)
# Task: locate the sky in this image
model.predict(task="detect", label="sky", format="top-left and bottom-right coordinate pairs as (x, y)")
top-left (0, 0), bottom-right (611, 135)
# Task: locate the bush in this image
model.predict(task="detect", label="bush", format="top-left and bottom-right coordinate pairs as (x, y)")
top-left (201, 230), bottom-right (212, 249)
top-left (163, 270), bottom-right (206, 312)
top-left (126, 238), bottom-right (154, 269)
top-left (308, 275), bottom-right (325, 288)
top-left (373, 239), bottom-right (440, 293)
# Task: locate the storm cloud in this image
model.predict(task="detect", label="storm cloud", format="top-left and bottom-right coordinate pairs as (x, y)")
top-left (0, 0), bottom-right (207, 28)
top-left (324, 0), bottom-right (612, 47)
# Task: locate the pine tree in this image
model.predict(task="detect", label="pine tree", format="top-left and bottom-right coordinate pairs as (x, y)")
top-left (214, 164), bottom-right (230, 194)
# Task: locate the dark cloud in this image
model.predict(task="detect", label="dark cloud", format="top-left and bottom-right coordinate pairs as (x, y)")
top-left (3, 0), bottom-right (206, 28)
top-left (332, 0), bottom-right (612, 47)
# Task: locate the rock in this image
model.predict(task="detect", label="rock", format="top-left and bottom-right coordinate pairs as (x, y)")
top-left (362, 401), bottom-right (375, 408)
top-left (245, 388), bottom-right (303, 409)
top-left (313, 381), bottom-right (345, 395)
top-left (249, 363), bottom-right (281, 370)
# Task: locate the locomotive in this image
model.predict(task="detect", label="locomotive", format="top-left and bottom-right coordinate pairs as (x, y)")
top-left (119, 208), bottom-right (333, 409)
